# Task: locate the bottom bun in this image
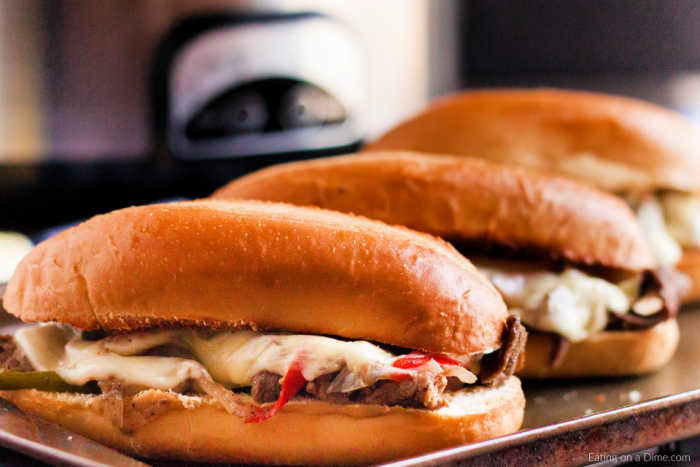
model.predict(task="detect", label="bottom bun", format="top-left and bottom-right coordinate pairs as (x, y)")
top-left (519, 319), bottom-right (679, 378)
top-left (0, 376), bottom-right (524, 465)
top-left (679, 248), bottom-right (700, 304)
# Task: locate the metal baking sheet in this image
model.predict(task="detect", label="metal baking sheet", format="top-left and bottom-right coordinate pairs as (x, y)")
top-left (386, 307), bottom-right (700, 466)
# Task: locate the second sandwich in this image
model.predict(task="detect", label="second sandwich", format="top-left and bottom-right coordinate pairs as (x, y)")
top-left (213, 153), bottom-right (688, 378)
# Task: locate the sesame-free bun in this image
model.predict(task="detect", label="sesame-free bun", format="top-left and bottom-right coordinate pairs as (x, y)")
top-left (519, 319), bottom-right (679, 378)
top-left (364, 89), bottom-right (700, 193)
top-left (212, 152), bottom-right (655, 272)
top-left (3, 200), bottom-right (507, 356)
top-left (678, 248), bottom-right (700, 303)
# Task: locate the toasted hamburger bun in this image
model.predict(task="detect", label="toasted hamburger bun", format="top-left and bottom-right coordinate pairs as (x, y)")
top-left (520, 319), bottom-right (679, 378)
top-left (212, 152), bottom-right (655, 272)
top-left (3, 200), bottom-right (507, 355)
top-left (364, 89), bottom-right (700, 193)
top-left (678, 249), bottom-right (700, 303)
top-left (0, 376), bottom-right (524, 465)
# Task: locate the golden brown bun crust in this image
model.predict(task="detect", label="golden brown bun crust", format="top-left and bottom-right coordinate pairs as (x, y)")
top-left (519, 319), bottom-right (679, 378)
top-left (0, 377), bottom-right (524, 465)
top-left (212, 152), bottom-right (655, 271)
top-left (3, 200), bottom-right (507, 355)
top-left (364, 89), bottom-right (700, 192)
top-left (678, 248), bottom-right (700, 304)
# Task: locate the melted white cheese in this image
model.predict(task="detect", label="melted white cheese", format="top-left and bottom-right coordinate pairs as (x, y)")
top-left (187, 331), bottom-right (397, 386)
top-left (478, 266), bottom-right (638, 342)
top-left (14, 325), bottom-right (476, 390)
top-left (15, 326), bottom-right (205, 389)
top-left (636, 197), bottom-right (683, 266)
top-left (661, 192), bottom-right (700, 248)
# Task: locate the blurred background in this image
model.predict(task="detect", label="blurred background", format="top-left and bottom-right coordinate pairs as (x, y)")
top-left (3, 0), bottom-right (700, 232)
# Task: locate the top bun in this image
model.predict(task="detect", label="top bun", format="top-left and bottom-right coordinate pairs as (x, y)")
top-left (3, 200), bottom-right (507, 356)
top-left (365, 89), bottom-right (700, 193)
top-left (212, 152), bottom-right (655, 272)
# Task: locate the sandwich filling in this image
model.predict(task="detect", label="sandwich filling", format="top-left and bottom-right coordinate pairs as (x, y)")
top-left (0, 317), bottom-right (525, 429)
top-left (479, 266), bottom-right (643, 343)
top-left (475, 258), bottom-right (684, 366)
top-left (634, 192), bottom-right (700, 266)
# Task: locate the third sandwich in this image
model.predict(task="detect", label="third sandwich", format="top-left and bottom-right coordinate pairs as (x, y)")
top-left (364, 89), bottom-right (700, 302)
top-left (212, 153), bottom-right (689, 378)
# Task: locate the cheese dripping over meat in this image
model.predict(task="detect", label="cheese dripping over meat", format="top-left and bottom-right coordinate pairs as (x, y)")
top-left (14, 325), bottom-right (477, 391)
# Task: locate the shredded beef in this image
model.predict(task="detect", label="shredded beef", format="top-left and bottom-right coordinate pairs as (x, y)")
top-left (642, 268), bottom-right (688, 319)
top-left (549, 333), bottom-right (570, 368)
top-left (305, 373), bottom-right (352, 404)
top-left (513, 330), bottom-right (570, 369)
top-left (610, 311), bottom-right (665, 329)
top-left (355, 372), bottom-right (447, 409)
top-left (610, 268), bottom-right (688, 330)
top-left (253, 369), bottom-right (449, 410)
top-left (98, 379), bottom-right (125, 429)
top-left (445, 376), bottom-right (464, 391)
top-left (0, 335), bottom-right (33, 372)
top-left (480, 315), bottom-right (527, 384)
top-left (251, 371), bottom-right (281, 403)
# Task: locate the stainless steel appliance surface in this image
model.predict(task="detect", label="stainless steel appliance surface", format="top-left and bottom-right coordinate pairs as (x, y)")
top-left (0, 1), bottom-right (367, 162)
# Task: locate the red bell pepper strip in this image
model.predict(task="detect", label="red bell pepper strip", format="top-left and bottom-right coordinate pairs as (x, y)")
top-left (245, 355), bottom-right (307, 423)
top-left (392, 352), bottom-right (461, 369)
top-left (390, 352), bottom-right (462, 381)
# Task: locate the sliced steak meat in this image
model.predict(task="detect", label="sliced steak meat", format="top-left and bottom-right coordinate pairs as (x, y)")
top-left (306, 371), bottom-right (448, 409)
top-left (610, 311), bottom-right (665, 329)
top-left (412, 371), bottom-right (448, 409)
top-left (357, 379), bottom-right (430, 407)
top-left (445, 376), bottom-right (465, 391)
top-left (642, 268), bottom-right (688, 319)
top-left (98, 379), bottom-right (125, 429)
top-left (254, 366), bottom-right (451, 410)
top-left (549, 333), bottom-right (570, 368)
top-left (0, 335), bottom-right (33, 372)
top-left (305, 373), bottom-right (352, 404)
top-left (251, 371), bottom-right (281, 403)
top-left (480, 315), bottom-right (527, 385)
top-left (355, 372), bottom-right (448, 409)
top-left (610, 268), bottom-right (689, 330)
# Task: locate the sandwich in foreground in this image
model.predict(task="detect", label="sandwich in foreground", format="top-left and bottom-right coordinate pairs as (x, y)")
top-left (0, 200), bottom-right (525, 464)
top-left (364, 89), bottom-right (700, 303)
top-left (212, 153), bottom-right (688, 378)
